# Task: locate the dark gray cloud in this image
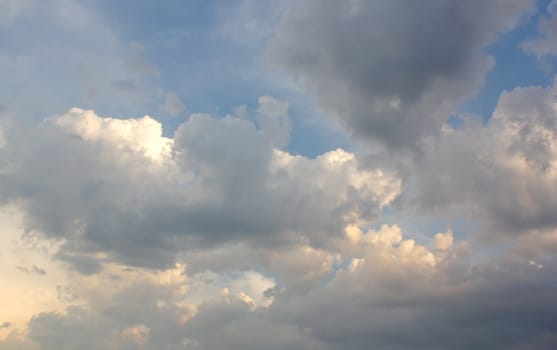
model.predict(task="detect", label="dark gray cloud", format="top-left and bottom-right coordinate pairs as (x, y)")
top-left (271, 254), bottom-right (557, 350)
top-left (268, 0), bottom-right (534, 150)
top-left (6, 226), bottom-right (557, 350)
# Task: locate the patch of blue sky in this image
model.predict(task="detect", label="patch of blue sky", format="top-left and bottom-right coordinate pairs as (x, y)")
top-left (90, 0), bottom-right (350, 158)
top-left (380, 206), bottom-right (480, 245)
top-left (90, 0), bottom-right (269, 111)
top-left (455, 0), bottom-right (556, 123)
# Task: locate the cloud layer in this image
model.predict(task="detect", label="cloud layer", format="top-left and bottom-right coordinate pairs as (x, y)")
top-left (2, 82), bottom-right (557, 348)
top-left (2, 1), bottom-right (557, 349)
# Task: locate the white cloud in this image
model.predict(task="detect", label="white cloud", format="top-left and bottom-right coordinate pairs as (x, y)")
top-left (50, 107), bottom-right (174, 162)
top-left (0, 206), bottom-right (67, 340)
top-left (2, 79), bottom-right (557, 348)
top-left (434, 230), bottom-right (454, 251)
top-left (0, 97), bottom-right (399, 271)
top-left (410, 78), bottom-right (557, 235)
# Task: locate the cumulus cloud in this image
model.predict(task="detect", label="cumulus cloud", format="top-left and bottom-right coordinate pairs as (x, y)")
top-left (2, 83), bottom-right (557, 348)
top-left (434, 230), bottom-right (454, 251)
top-left (268, 0), bottom-right (534, 150)
top-left (410, 78), bottom-right (557, 235)
top-left (0, 97), bottom-right (399, 271)
top-left (2, 2), bottom-right (557, 347)
top-left (2, 221), bottom-right (556, 350)
top-left (3, 76), bottom-right (557, 347)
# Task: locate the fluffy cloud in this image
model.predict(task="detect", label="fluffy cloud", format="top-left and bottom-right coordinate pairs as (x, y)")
top-left (3, 79), bottom-right (557, 348)
top-left (3, 221), bottom-right (556, 350)
top-left (269, 229), bottom-right (557, 350)
top-left (0, 96), bottom-right (400, 271)
top-left (410, 78), bottom-right (557, 235)
top-left (2, 1), bottom-right (557, 346)
top-left (2, 94), bottom-right (557, 348)
top-left (268, 0), bottom-right (534, 150)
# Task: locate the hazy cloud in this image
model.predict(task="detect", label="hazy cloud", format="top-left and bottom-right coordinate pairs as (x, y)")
top-left (16, 265), bottom-right (47, 276)
top-left (522, 0), bottom-right (557, 57)
top-left (3, 225), bottom-right (557, 350)
top-left (1, 1), bottom-right (557, 349)
top-left (161, 92), bottom-right (186, 117)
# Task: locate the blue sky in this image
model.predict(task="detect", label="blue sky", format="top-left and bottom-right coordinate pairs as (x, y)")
top-left (2, 0), bottom-right (555, 155)
top-left (460, 0), bottom-right (555, 120)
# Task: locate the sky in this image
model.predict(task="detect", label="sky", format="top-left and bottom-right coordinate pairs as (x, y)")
top-left (1, 0), bottom-right (557, 349)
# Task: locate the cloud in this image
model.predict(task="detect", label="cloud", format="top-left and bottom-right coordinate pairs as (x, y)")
top-left (0, 0), bottom-right (35, 20)
top-left (268, 0), bottom-right (534, 150)
top-left (2, 2), bottom-right (557, 342)
top-left (267, 230), bottom-right (557, 350)
top-left (1, 72), bottom-right (557, 350)
top-left (16, 265), bottom-right (47, 276)
top-left (522, 0), bottom-right (557, 57)
top-left (3, 223), bottom-right (557, 349)
top-left (0, 331), bottom-right (38, 350)
top-left (161, 92), bottom-right (187, 117)
top-left (0, 97), bottom-right (399, 270)
top-left (256, 95), bottom-right (290, 148)
top-left (409, 78), bottom-right (557, 235)
top-left (0, 0), bottom-right (161, 117)
top-left (1, 106), bottom-right (556, 346)
top-left (434, 230), bottom-right (454, 251)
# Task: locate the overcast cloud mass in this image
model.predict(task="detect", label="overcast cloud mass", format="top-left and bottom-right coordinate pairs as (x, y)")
top-left (1, 0), bottom-right (557, 349)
